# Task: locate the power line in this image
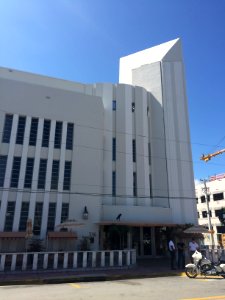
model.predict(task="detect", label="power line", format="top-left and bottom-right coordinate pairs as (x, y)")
top-left (0, 107), bottom-right (225, 151)
top-left (0, 186), bottom-right (196, 200)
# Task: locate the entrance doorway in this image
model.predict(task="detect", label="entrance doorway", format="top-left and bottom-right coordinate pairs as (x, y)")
top-left (101, 225), bottom-right (169, 257)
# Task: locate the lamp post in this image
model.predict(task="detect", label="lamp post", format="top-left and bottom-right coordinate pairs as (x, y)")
top-left (201, 179), bottom-right (215, 249)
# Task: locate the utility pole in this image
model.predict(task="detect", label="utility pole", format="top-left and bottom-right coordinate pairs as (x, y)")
top-left (201, 179), bottom-right (215, 249)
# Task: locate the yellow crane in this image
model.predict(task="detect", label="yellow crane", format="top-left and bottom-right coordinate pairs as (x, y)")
top-left (200, 148), bottom-right (225, 162)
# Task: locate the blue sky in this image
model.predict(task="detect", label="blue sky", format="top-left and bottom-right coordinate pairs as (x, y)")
top-left (0, 0), bottom-right (225, 180)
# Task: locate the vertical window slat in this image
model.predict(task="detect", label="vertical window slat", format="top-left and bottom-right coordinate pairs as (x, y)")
top-left (0, 155), bottom-right (7, 187)
top-left (10, 157), bottom-right (21, 188)
top-left (2, 114), bottom-right (13, 143)
top-left (66, 123), bottom-right (74, 150)
top-left (16, 116), bottom-right (26, 144)
top-left (29, 118), bottom-right (39, 146)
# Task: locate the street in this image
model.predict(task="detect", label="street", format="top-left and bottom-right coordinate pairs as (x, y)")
top-left (1, 276), bottom-right (225, 300)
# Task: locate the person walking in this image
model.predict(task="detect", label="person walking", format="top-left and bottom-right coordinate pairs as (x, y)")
top-left (177, 239), bottom-right (185, 269)
top-left (189, 238), bottom-right (199, 263)
top-left (168, 238), bottom-right (176, 270)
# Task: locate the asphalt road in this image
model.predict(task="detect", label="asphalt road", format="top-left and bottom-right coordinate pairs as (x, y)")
top-left (1, 276), bottom-right (225, 300)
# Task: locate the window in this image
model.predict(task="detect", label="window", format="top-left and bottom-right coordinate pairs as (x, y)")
top-left (213, 192), bottom-right (224, 201)
top-left (215, 209), bottom-right (224, 218)
top-left (0, 155), bottom-right (7, 187)
top-left (202, 211), bottom-right (207, 218)
top-left (16, 116), bottom-right (26, 144)
top-left (148, 143), bottom-right (151, 165)
top-left (24, 158), bottom-right (34, 188)
top-left (29, 118), bottom-right (39, 146)
top-left (202, 210), bottom-right (212, 218)
top-left (10, 157), bottom-right (21, 188)
top-left (149, 174), bottom-right (152, 198)
top-left (196, 198), bottom-right (198, 204)
top-left (61, 203), bottom-right (69, 223)
top-left (33, 202), bottom-right (43, 235)
top-left (112, 138), bottom-right (116, 161)
top-left (112, 100), bottom-right (116, 111)
top-left (54, 121), bottom-right (62, 149)
top-left (63, 161), bottom-right (72, 190)
top-left (112, 171), bottom-right (116, 196)
top-left (19, 202), bottom-right (29, 231)
top-left (42, 119), bottom-right (51, 147)
top-left (47, 203), bottom-right (56, 231)
top-left (133, 172), bottom-right (137, 196)
top-left (66, 123), bottom-right (74, 150)
top-left (2, 114), bottom-right (13, 143)
top-left (4, 201), bottom-right (15, 231)
top-left (132, 139), bottom-right (136, 163)
top-left (200, 195), bottom-right (210, 203)
top-left (132, 102), bottom-right (135, 112)
top-left (37, 159), bottom-right (47, 189)
top-left (51, 160), bottom-right (60, 190)
top-left (200, 196), bottom-right (205, 203)
top-left (197, 212), bottom-right (200, 218)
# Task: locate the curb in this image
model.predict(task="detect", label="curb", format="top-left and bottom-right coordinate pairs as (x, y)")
top-left (0, 271), bottom-right (185, 286)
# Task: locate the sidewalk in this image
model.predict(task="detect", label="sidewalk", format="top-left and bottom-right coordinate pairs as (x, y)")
top-left (0, 258), bottom-right (185, 285)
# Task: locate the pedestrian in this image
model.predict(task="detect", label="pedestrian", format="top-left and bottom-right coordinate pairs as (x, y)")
top-left (168, 237), bottom-right (176, 270)
top-left (189, 238), bottom-right (199, 263)
top-left (177, 239), bottom-right (185, 269)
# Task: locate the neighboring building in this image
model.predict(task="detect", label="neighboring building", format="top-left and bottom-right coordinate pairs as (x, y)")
top-left (0, 38), bottom-right (197, 256)
top-left (196, 174), bottom-right (225, 247)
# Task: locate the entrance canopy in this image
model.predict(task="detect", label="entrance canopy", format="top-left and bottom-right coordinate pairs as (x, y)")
top-left (183, 225), bottom-right (209, 234)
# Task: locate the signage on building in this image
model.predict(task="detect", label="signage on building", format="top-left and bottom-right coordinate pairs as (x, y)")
top-left (209, 174), bottom-right (225, 181)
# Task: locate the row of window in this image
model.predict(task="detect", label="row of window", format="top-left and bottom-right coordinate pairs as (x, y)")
top-left (198, 209), bottom-right (225, 219)
top-left (112, 100), bottom-right (149, 115)
top-left (2, 114), bottom-right (74, 150)
top-left (0, 155), bottom-right (72, 190)
top-left (112, 138), bottom-right (151, 165)
top-left (3, 201), bottom-right (69, 234)
top-left (196, 192), bottom-right (224, 204)
top-left (112, 171), bottom-right (138, 197)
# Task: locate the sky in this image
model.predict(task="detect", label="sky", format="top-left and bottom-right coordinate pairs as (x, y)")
top-left (0, 0), bottom-right (225, 181)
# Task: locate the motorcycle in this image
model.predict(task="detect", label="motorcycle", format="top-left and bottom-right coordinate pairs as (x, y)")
top-left (185, 250), bottom-right (225, 278)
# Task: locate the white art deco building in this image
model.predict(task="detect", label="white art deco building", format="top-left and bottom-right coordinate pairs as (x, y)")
top-left (0, 38), bottom-right (197, 256)
top-left (196, 174), bottom-right (225, 247)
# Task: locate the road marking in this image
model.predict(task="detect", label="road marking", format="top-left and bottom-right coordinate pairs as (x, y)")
top-left (181, 295), bottom-right (225, 300)
top-left (69, 283), bottom-right (81, 289)
top-left (69, 283), bottom-right (89, 289)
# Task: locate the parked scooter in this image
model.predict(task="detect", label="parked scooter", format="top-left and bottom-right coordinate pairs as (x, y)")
top-left (185, 250), bottom-right (225, 278)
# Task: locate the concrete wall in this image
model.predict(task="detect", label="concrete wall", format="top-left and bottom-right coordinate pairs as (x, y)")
top-left (119, 38), bottom-right (197, 225)
top-left (0, 72), bottom-right (104, 250)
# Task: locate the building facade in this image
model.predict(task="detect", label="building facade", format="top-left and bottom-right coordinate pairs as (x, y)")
top-left (196, 174), bottom-right (225, 247)
top-left (0, 39), bottom-right (197, 256)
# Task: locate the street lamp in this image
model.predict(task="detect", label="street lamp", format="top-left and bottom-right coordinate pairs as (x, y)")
top-left (200, 179), bottom-right (215, 249)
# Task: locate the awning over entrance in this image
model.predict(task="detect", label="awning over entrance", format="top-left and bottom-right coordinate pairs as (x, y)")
top-left (47, 232), bottom-right (77, 239)
top-left (96, 221), bottom-right (177, 227)
top-left (0, 232), bottom-right (26, 238)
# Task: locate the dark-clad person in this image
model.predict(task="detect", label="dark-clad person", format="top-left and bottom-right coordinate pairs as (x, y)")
top-left (177, 239), bottom-right (185, 269)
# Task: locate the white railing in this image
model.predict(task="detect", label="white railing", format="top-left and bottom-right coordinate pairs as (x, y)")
top-left (200, 248), bottom-right (225, 263)
top-left (0, 249), bottom-right (136, 272)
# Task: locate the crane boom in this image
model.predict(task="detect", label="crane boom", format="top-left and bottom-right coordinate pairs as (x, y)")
top-left (200, 148), bottom-right (225, 162)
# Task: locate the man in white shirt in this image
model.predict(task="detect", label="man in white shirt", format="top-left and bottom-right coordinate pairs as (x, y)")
top-left (189, 238), bottom-right (199, 262)
top-left (168, 238), bottom-right (176, 270)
